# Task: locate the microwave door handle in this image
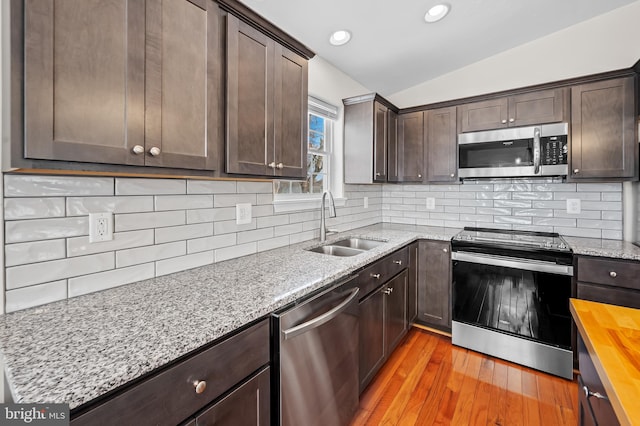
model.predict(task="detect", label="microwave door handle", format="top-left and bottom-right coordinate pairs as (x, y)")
top-left (533, 127), bottom-right (541, 174)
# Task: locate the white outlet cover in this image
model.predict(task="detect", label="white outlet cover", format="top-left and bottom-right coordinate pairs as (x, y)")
top-left (89, 212), bottom-right (113, 243)
top-left (236, 203), bottom-right (252, 225)
top-left (426, 197), bottom-right (436, 210)
top-left (566, 198), bottom-right (581, 215)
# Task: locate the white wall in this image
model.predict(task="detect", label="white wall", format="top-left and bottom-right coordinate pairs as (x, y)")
top-left (388, 0), bottom-right (640, 108)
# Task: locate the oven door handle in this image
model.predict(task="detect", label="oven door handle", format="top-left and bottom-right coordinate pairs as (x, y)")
top-left (452, 251), bottom-right (573, 276)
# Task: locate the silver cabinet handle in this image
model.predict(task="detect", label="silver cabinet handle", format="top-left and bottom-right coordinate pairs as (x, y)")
top-left (382, 288), bottom-right (391, 295)
top-left (194, 380), bottom-right (207, 394)
top-left (509, 118), bottom-right (515, 123)
top-left (501, 119), bottom-right (507, 124)
top-left (149, 146), bottom-right (161, 156)
top-left (132, 145), bottom-right (144, 155)
top-left (533, 127), bottom-right (541, 174)
top-left (268, 162), bottom-right (276, 169)
top-left (371, 273), bottom-right (381, 279)
top-left (583, 386), bottom-right (608, 401)
top-left (282, 288), bottom-right (359, 340)
top-left (574, 168), bottom-right (580, 174)
top-left (393, 260), bottom-right (402, 265)
top-left (610, 271), bottom-right (617, 278)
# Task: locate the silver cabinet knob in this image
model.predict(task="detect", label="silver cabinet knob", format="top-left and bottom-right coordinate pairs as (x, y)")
top-left (276, 163), bottom-right (284, 169)
top-left (443, 248), bottom-right (448, 253)
top-left (509, 118), bottom-right (515, 123)
top-left (382, 288), bottom-right (392, 295)
top-left (501, 119), bottom-right (507, 124)
top-left (574, 169), bottom-right (580, 174)
top-left (132, 145), bottom-right (144, 155)
top-left (450, 173), bottom-right (455, 178)
top-left (610, 271), bottom-right (617, 278)
top-left (149, 146), bottom-right (161, 156)
top-left (376, 172), bottom-right (381, 177)
top-left (268, 162), bottom-right (276, 168)
top-left (371, 273), bottom-right (381, 279)
top-left (418, 174), bottom-right (422, 178)
top-left (393, 260), bottom-right (402, 265)
top-left (194, 380), bottom-right (207, 394)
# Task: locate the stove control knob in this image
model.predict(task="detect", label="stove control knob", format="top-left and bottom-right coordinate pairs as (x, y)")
top-left (559, 243), bottom-right (567, 249)
top-left (543, 241), bottom-right (552, 248)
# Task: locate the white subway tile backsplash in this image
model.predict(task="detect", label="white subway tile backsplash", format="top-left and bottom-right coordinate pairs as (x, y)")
top-left (237, 228), bottom-right (275, 244)
top-left (187, 180), bottom-right (236, 194)
top-left (214, 194), bottom-right (256, 208)
top-left (494, 200), bottom-right (531, 208)
top-left (602, 230), bottom-right (623, 240)
top-left (553, 192), bottom-right (601, 201)
top-left (257, 215), bottom-right (289, 228)
top-left (116, 178), bottom-right (186, 195)
top-left (602, 192), bottom-right (622, 202)
top-left (214, 219), bottom-right (256, 235)
top-left (577, 183), bottom-right (622, 192)
top-left (582, 201), bottom-right (622, 211)
top-left (187, 207), bottom-right (235, 224)
top-left (555, 227), bottom-right (602, 238)
top-left (215, 242), bottom-right (256, 262)
top-left (155, 195), bottom-right (213, 211)
top-left (116, 241), bottom-right (187, 268)
top-left (577, 219), bottom-right (622, 230)
top-left (4, 198), bottom-right (65, 220)
top-left (494, 216), bottom-right (532, 225)
top-left (67, 230), bottom-right (154, 257)
top-left (68, 264), bottom-right (155, 297)
top-left (6, 280), bottom-right (68, 313)
top-left (155, 223), bottom-right (213, 244)
top-left (553, 210), bottom-right (601, 219)
top-left (4, 175), bottom-right (113, 197)
top-left (237, 181), bottom-right (273, 194)
top-left (156, 251), bottom-right (214, 276)
top-left (512, 192), bottom-right (553, 200)
top-left (187, 234), bottom-right (236, 254)
top-left (66, 196), bottom-right (153, 216)
top-left (533, 218), bottom-right (577, 227)
top-left (115, 211), bottom-right (185, 232)
top-left (256, 193), bottom-right (274, 205)
top-left (6, 217), bottom-right (89, 243)
top-left (275, 223), bottom-right (304, 237)
top-left (257, 235), bottom-right (290, 252)
top-left (513, 209), bottom-right (553, 217)
top-left (6, 252), bottom-right (114, 289)
top-left (5, 239), bottom-right (66, 267)
top-left (602, 211), bottom-right (622, 221)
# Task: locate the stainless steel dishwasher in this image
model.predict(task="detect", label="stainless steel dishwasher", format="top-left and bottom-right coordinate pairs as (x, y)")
top-left (272, 276), bottom-right (359, 426)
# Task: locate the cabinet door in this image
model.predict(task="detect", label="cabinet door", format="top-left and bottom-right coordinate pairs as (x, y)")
top-left (407, 242), bottom-right (419, 324)
top-left (385, 270), bottom-right (408, 354)
top-left (226, 15), bottom-right (274, 176)
top-left (458, 98), bottom-right (508, 133)
top-left (24, 0), bottom-right (145, 165)
top-left (274, 44), bottom-right (308, 178)
top-left (426, 106), bottom-right (457, 182)
top-left (373, 102), bottom-right (388, 182)
top-left (359, 288), bottom-right (385, 392)
top-left (145, 0), bottom-right (221, 170)
top-left (195, 367), bottom-right (270, 426)
top-left (570, 76), bottom-right (637, 179)
top-left (508, 88), bottom-right (566, 127)
top-left (417, 240), bottom-right (451, 329)
top-left (387, 110), bottom-right (400, 182)
top-left (397, 111), bottom-right (425, 182)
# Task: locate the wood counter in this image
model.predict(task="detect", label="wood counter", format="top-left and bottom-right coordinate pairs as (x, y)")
top-left (570, 298), bottom-right (640, 426)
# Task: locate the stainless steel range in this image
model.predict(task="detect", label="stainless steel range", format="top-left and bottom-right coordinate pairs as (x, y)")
top-left (451, 227), bottom-right (574, 379)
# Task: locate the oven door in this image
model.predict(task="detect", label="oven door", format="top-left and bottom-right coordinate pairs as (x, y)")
top-left (451, 251), bottom-right (574, 378)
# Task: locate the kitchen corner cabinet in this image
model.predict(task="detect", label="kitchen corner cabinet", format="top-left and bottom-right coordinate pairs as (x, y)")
top-left (24, 0), bottom-right (222, 171)
top-left (458, 88), bottom-right (567, 133)
top-left (570, 76), bottom-right (638, 180)
top-left (226, 15), bottom-right (308, 178)
top-left (71, 319), bottom-right (270, 425)
top-left (343, 94), bottom-right (397, 184)
top-left (426, 106), bottom-right (458, 182)
top-left (416, 240), bottom-right (451, 330)
top-left (396, 111), bottom-right (425, 183)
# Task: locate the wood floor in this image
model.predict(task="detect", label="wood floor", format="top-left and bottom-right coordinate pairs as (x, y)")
top-left (351, 327), bottom-right (578, 426)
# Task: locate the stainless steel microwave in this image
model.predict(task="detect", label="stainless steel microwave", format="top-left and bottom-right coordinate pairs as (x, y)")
top-left (457, 123), bottom-right (568, 178)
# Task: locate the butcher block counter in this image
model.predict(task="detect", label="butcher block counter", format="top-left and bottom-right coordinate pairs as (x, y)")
top-left (570, 299), bottom-right (640, 426)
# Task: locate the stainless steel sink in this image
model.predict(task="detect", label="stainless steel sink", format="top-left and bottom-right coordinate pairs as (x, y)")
top-left (331, 238), bottom-right (385, 250)
top-left (307, 245), bottom-right (364, 257)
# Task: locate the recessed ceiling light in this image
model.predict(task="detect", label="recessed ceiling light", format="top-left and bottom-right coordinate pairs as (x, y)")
top-left (424, 3), bottom-right (450, 23)
top-left (329, 30), bottom-right (352, 46)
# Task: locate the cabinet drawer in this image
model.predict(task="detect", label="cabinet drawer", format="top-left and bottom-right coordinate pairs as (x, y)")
top-left (576, 282), bottom-right (640, 309)
top-left (72, 319), bottom-right (269, 425)
top-left (577, 257), bottom-right (640, 290)
top-left (357, 247), bottom-right (409, 298)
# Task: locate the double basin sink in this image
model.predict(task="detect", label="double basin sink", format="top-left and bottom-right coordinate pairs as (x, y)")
top-left (306, 238), bottom-right (386, 257)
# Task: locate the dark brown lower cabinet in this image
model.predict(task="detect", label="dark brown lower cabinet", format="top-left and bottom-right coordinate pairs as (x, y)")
top-left (407, 242), bottom-right (419, 323)
top-left (577, 338), bottom-right (619, 426)
top-left (416, 240), bottom-right (451, 330)
top-left (576, 256), bottom-right (640, 308)
top-left (195, 366), bottom-right (270, 425)
top-left (359, 270), bottom-right (408, 392)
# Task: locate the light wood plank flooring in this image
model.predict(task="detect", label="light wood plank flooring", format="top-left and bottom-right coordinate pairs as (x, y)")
top-left (351, 327), bottom-right (578, 426)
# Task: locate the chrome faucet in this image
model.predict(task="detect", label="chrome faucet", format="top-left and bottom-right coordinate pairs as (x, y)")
top-left (319, 191), bottom-right (336, 242)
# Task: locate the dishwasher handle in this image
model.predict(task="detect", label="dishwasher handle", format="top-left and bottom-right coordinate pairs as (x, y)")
top-left (282, 287), bottom-right (359, 340)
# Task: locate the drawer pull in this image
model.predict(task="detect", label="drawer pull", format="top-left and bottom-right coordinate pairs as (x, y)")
top-left (443, 248), bottom-right (448, 253)
top-left (194, 380), bottom-right (207, 394)
top-left (382, 288), bottom-right (392, 295)
top-left (393, 260), bottom-right (402, 265)
top-left (583, 386), bottom-right (608, 401)
top-left (371, 273), bottom-right (381, 279)
top-left (609, 271), bottom-right (617, 278)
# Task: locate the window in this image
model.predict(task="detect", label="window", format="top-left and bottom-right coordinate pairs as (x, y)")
top-left (274, 96), bottom-right (337, 198)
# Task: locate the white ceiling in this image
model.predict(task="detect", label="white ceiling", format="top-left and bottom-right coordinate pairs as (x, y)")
top-left (240, 0), bottom-right (638, 96)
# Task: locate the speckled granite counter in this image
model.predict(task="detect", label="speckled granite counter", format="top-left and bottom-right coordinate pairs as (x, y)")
top-left (564, 236), bottom-right (640, 261)
top-left (0, 223), bottom-right (458, 411)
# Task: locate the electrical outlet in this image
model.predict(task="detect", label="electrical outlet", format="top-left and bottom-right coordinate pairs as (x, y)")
top-left (89, 212), bottom-right (113, 243)
top-left (363, 197), bottom-right (368, 209)
top-left (426, 197), bottom-right (436, 210)
top-left (236, 203), bottom-right (252, 225)
top-left (566, 198), bottom-right (581, 214)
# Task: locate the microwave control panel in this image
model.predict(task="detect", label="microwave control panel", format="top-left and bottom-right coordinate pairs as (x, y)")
top-left (541, 135), bottom-right (568, 165)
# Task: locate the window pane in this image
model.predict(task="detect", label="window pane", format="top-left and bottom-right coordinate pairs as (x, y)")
top-left (309, 130), bottom-right (324, 150)
top-left (291, 181), bottom-right (306, 193)
top-left (311, 174), bottom-right (325, 193)
top-left (274, 181), bottom-right (290, 194)
top-left (307, 154), bottom-right (325, 175)
top-left (309, 115), bottom-right (324, 133)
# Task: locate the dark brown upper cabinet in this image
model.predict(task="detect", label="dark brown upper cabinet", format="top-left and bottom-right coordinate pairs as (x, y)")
top-left (396, 111), bottom-right (425, 183)
top-left (24, 0), bottom-right (222, 171)
top-left (387, 110), bottom-right (400, 182)
top-left (426, 106), bottom-right (458, 182)
top-left (343, 94), bottom-right (397, 184)
top-left (570, 76), bottom-right (638, 180)
top-left (458, 88), bottom-right (567, 133)
top-left (226, 15), bottom-right (308, 178)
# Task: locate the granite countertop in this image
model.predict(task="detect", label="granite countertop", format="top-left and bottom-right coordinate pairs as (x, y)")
top-left (570, 299), bottom-right (640, 426)
top-left (1, 222), bottom-right (638, 412)
top-left (0, 223), bottom-right (458, 411)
